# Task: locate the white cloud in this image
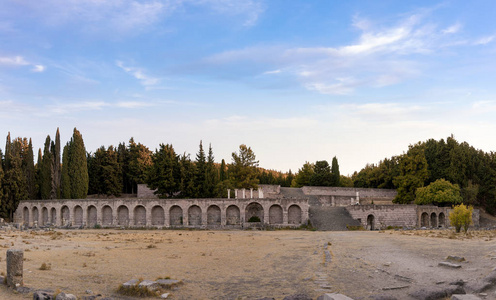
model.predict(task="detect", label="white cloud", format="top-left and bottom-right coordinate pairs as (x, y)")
top-left (116, 61), bottom-right (160, 87)
top-left (263, 69), bottom-right (281, 75)
top-left (442, 22), bottom-right (462, 34)
top-left (116, 101), bottom-right (154, 108)
top-left (48, 101), bottom-right (109, 114)
top-left (32, 65), bottom-right (46, 72)
top-left (0, 56), bottom-right (29, 66)
top-left (475, 35), bottom-right (495, 45)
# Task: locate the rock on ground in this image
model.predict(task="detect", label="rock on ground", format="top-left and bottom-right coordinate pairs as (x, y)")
top-left (317, 293), bottom-right (355, 300)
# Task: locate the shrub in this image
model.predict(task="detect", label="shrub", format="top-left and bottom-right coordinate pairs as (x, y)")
top-left (248, 216), bottom-right (261, 222)
top-left (39, 262), bottom-right (51, 270)
top-left (449, 204), bottom-right (473, 233)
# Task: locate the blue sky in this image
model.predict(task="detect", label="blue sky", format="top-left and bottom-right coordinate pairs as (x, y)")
top-left (1, 0), bottom-right (496, 175)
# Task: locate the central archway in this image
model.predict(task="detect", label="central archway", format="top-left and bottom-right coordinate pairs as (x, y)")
top-left (269, 205), bottom-right (283, 224)
top-left (152, 206), bottom-right (165, 226)
top-left (421, 212), bottom-right (429, 227)
top-left (87, 205), bottom-right (97, 227)
top-left (134, 205), bottom-right (146, 226)
top-left (226, 205), bottom-right (240, 225)
top-left (170, 206), bottom-right (183, 226)
top-left (117, 205), bottom-right (129, 226)
top-left (288, 205), bottom-right (302, 224)
top-left (188, 205), bottom-right (202, 226)
top-left (74, 206), bottom-right (83, 226)
top-left (207, 205), bottom-right (221, 225)
top-left (102, 206), bottom-right (113, 226)
top-left (367, 214), bottom-right (375, 230)
top-left (245, 202), bottom-right (264, 223)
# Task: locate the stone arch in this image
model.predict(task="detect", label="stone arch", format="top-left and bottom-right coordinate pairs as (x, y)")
top-left (151, 206), bottom-right (165, 226)
top-left (438, 212), bottom-right (446, 228)
top-left (188, 205), bottom-right (202, 226)
top-left (226, 205), bottom-right (240, 225)
top-left (41, 207), bottom-right (49, 226)
top-left (61, 206), bottom-right (70, 225)
top-left (207, 205), bottom-right (221, 225)
top-left (170, 205), bottom-right (183, 226)
top-left (288, 205), bottom-right (302, 224)
top-left (269, 205), bottom-right (283, 224)
top-left (367, 214), bottom-right (375, 230)
top-left (421, 212), bottom-right (429, 227)
top-left (134, 205), bottom-right (146, 226)
top-left (87, 205), bottom-right (97, 227)
top-left (32, 207), bottom-right (39, 225)
top-left (102, 205), bottom-right (113, 226)
top-left (117, 205), bottom-right (129, 226)
top-left (23, 207), bottom-right (29, 225)
top-left (50, 207), bottom-right (56, 225)
top-left (430, 212), bottom-right (437, 228)
top-left (245, 202), bottom-right (264, 223)
top-left (74, 206), bottom-right (83, 226)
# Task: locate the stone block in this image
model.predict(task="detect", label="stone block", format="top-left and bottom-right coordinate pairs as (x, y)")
top-left (55, 293), bottom-right (77, 300)
top-left (318, 293), bottom-right (354, 300)
top-left (122, 279), bottom-right (139, 287)
top-left (451, 295), bottom-right (481, 300)
top-left (138, 279), bottom-right (159, 290)
top-left (439, 262), bottom-right (462, 268)
top-left (6, 249), bottom-right (23, 288)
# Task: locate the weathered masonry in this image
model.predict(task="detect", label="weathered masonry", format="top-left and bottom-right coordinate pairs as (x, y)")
top-left (346, 205), bottom-right (480, 230)
top-left (15, 198), bottom-right (309, 229)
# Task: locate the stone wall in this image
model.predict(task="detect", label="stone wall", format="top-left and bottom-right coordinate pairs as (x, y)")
top-left (15, 198), bottom-right (309, 229)
top-left (302, 186), bottom-right (397, 198)
top-left (137, 184), bottom-right (158, 199)
top-left (346, 205), bottom-right (480, 230)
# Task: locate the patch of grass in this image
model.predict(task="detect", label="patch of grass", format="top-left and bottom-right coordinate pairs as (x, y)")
top-left (39, 262), bottom-right (51, 270)
top-left (146, 244), bottom-right (157, 249)
top-left (156, 276), bottom-right (171, 280)
top-left (346, 225), bottom-right (365, 231)
top-left (116, 283), bottom-right (159, 298)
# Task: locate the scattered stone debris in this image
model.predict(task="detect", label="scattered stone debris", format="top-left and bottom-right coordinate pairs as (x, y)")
top-left (408, 283), bottom-right (465, 299)
top-left (438, 261), bottom-right (462, 268)
top-left (55, 292), bottom-right (77, 300)
top-left (466, 269), bottom-right (496, 292)
top-left (451, 295), bottom-right (482, 300)
top-left (317, 293), bottom-right (355, 300)
top-left (382, 285), bottom-right (410, 291)
top-left (446, 256), bottom-right (466, 262)
top-left (282, 294), bottom-right (312, 300)
top-left (368, 295), bottom-right (398, 300)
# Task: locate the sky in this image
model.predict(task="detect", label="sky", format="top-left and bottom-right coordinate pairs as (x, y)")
top-left (1, 0), bottom-right (496, 176)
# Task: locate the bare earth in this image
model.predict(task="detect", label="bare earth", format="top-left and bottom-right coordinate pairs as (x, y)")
top-left (0, 229), bottom-right (495, 300)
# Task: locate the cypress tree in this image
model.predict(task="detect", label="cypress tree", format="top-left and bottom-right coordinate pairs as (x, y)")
top-left (4, 132), bottom-right (11, 170)
top-left (23, 138), bottom-right (37, 199)
top-left (40, 135), bottom-right (53, 199)
top-left (36, 148), bottom-right (42, 199)
top-left (2, 138), bottom-right (27, 220)
top-left (61, 143), bottom-right (71, 199)
top-left (205, 143), bottom-right (218, 197)
top-left (69, 128), bottom-right (89, 199)
top-left (179, 153), bottom-right (196, 198)
top-left (219, 159), bottom-right (227, 181)
top-left (331, 156), bottom-right (341, 187)
top-left (146, 144), bottom-right (180, 198)
top-left (0, 149), bottom-right (4, 203)
top-left (52, 128), bottom-right (61, 198)
top-left (194, 140), bottom-right (207, 197)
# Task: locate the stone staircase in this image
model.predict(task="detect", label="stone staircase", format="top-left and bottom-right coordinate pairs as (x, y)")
top-left (309, 206), bottom-right (361, 231)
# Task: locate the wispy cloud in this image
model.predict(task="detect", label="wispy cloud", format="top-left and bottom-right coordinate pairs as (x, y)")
top-left (0, 55), bottom-right (46, 72)
top-left (116, 61), bottom-right (160, 87)
top-left (475, 35), bottom-right (495, 45)
top-left (442, 22), bottom-right (462, 34)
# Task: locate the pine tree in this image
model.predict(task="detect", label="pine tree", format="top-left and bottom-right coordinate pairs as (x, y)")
top-left (179, 153), bottom-right (196, 198)
top-left (69, 128), bottom-right (89, 199)
top-left (146, 144), bottom-right (180, 198)
top-left (331, 156), bottom-right (341, 187)
top-left (219, 159), bottom-right (227, 181)
top-left (127, 138), bottom-right (152, 194)
top-left (40, 135), bottom-right (53, 199)
top-left (205, 143), bottom-right (218, 197)
top-left (194, 140), bottom-right (207, 197)
top-left (117, 142), bottom-right (130, 194)
top-left (89, 146), bottom-right (122, 196)
top-left (35, 148), bottom-right (42, 199)
top-left (230, 144), bottom-right (259, 189)
top-left (310, 160), bottom-right (332, 186)
top-left (2, 137), bottom-right (27, 220)
top-left (0, 149), bottom-right (4, 203)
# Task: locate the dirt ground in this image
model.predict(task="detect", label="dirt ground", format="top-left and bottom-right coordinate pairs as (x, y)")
top-left (0, 228), bottom-right (495, 300)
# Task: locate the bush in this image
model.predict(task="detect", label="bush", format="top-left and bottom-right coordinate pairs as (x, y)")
top-left (248, 216), bottom-right (261, 222)
top-left (415, 179), bottom-right (463, 206)
top-left (449, 204), bottom-right (473, 233)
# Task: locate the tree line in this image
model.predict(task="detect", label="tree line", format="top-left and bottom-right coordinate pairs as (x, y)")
top-left (352, 135), bottom-right (496, 213)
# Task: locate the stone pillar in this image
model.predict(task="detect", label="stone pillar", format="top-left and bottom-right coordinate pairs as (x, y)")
top-left (259, 189), bottom-right (263, 199)
top-left (82, 208), bottom-right (88, 228)
top-left (202, 211), bottom-right (208, 226)
top-left (283, 211), bottom-right (288, 225)
top-left (221, 208), bottom-right (226, 226)
top-left (227, 189), bottom-right (230, 199)
top-left (356, 191), bottom-right (360, 204)
top-left (129, 209), bottom-right (135, 227)
top-left (242, 189), bottom-right (246, 199)
top-left (6, 249), bottom-right (23, 288)
top-left (69, 208), bottom-right (75, 227)
top-left (234, 189), bottom-right (238, 199)
top-left (250, 188), bottom-right (253, 199)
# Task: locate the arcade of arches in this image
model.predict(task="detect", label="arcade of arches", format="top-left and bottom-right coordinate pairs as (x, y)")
top-left (16, 198), bottom-right (309, 228)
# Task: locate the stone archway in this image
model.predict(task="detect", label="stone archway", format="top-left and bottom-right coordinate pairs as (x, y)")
top-left (61, 206), bottom-right (70, 225)
top-left (170, 206), bottom-right (183, 226)
top-left (188, 205), bottom-right (202, 226)
top-left (134, 205), bottom-right (146, 226)
top-left (87, 205), bottom-right (97, 227)
top-left (102, 205), bottom-right (113, 226)
top-left (32, 207), bottom-right (39, 225)
top-left (367, 214), bottom-right (375, 230)
top-left (23, 207), bottom-right (29, 225)
top-left (288, 205), bottom-right (302, 224)
top-left (152, 206), bottom-right (165, 226)
top-left (421, 212), bottom-right (429, 227)
top-left (430, 212), bottom-right (437, 228)
top-left (117, 205), bottom-right (129, 226)
top-left (269, 205), bottom-right (283, 224)
top-left (226, 205), bottom-right (240, 225)
top-left (41, 207), bottom-right (48, 226)
top-left (74, 206), bottom-right (83, 226)
top-left (439, 212), bottom-right (446, 228)
top-left (245, 202), bottom-right (264, 223)
top-left (207, 205), bottom-right (221, 225)
top-left (50, 207), bottom-right (56, 225)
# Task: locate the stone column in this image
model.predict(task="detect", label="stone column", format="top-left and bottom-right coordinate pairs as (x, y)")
top-left (250, 188), bottom-right (253, 199)
top-left (259, 189), bottom-right (264, 199)
top-left (283, 210), bottom-right (288, 225)
top-left (129, 209), bottom-right (135, 227)
top-left (69, 207), bottom-right (75, 227)
top-left (227, 189), bottom-right (230, 199)
top-left (234, 189), bottom-right (238, 199)
top-left (356, 191), bottom-right (360, 204)
top-left (221, 208), bottom-right (226, 226)
top-left (82, 208), bottom-right (88, 228)
top-left (164, 206), bottom-right (170, 227)
top-left (242, 189), bottom-right (246, 199)
top-left (6, 249), bottom-right (23, 288)
top-left (263, 205), bottom-right (270, 225)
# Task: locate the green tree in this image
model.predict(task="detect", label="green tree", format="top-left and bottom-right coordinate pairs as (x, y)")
top-left (52, 128), bottom-right (61, 198)
top-left (415, 179), bottom-right (463, 206)
top-left (449, 204), bottom-right (473, 233)
top-left (340, 175), bottom-right (354, 187)
top-left (330, 156), bottom-right (340, 186)
top-left (39, 135), bottom-right (53, 199)
top-left (310, 160), bottom-right (332, 186)
top-left (393, 143), bottom-right (429, 204)
top-left (23, 138), bottom-right (37, 200)
top-left (2, 137), bottom-right (28, 220)
top-left (61, 128), bottom-right (89, 199)
top-left (88, 146), bottom-right (122, 196)
top-left (291, 162), bottom-right (314, 187)
top-left (194, 141), bottom-right (207, 197)
top-left (230, 144), bottom-right (259, 189)
top-left (60, 143), bottom-right (71, 199)
top-left (0, 149), bottom-right (3, 203)
top-left (179, 153), bottom-right (196, 198)
top-left (126, 138), bottom-right (152, 194)
top-left (219, 159), bottom-right (227, 182)
top-left (205, 144), bottom-right (218, 197)
top-left (146, 144), bottom-right (181, 198)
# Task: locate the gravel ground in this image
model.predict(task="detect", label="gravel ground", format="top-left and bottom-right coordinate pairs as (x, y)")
top-left (0, 229), bottom-right (494, 299)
